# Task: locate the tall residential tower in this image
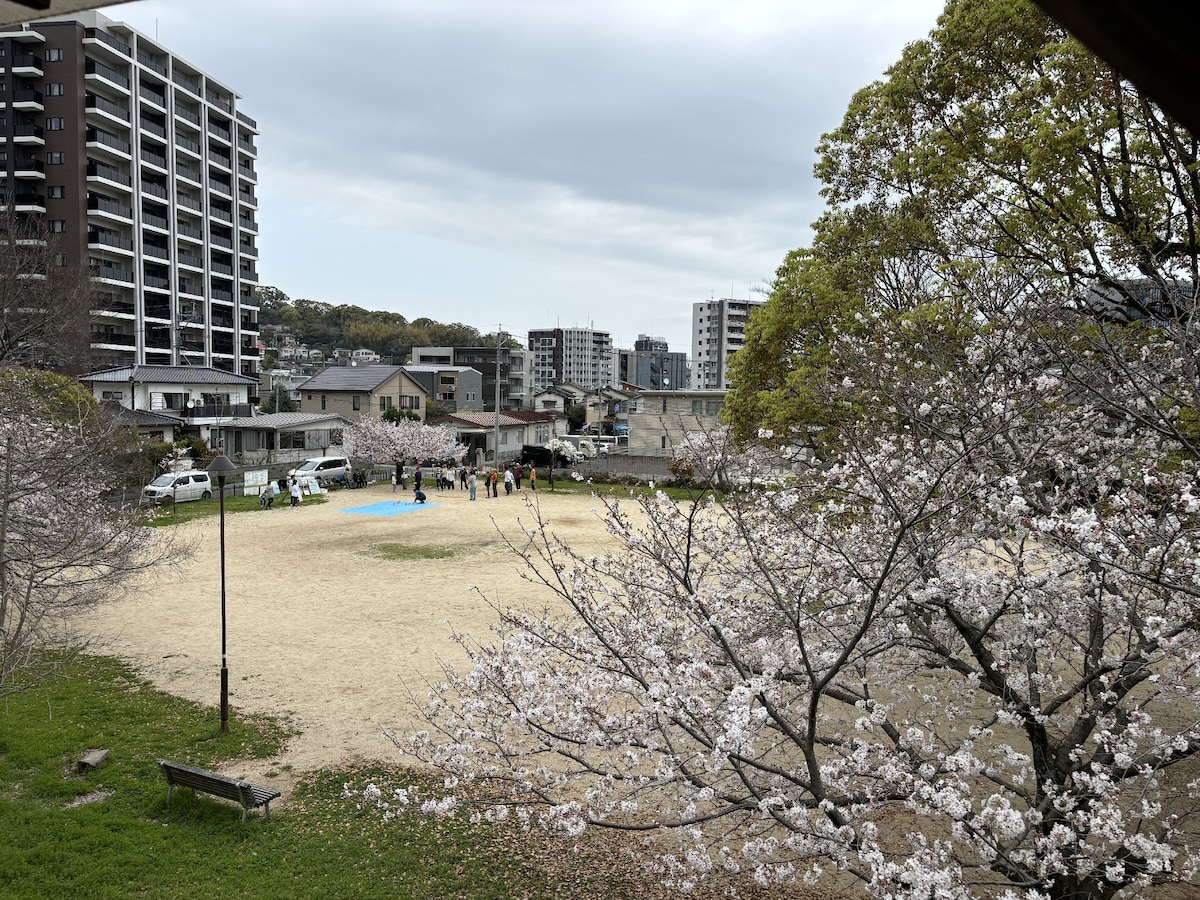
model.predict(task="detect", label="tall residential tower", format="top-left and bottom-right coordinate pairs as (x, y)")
top-left (691, 297), bottom-right (762, 390)
top-left (0, 10), bottom-right (260, 375)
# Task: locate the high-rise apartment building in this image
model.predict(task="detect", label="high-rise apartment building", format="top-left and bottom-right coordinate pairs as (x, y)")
top-left (527, 327), bottom-right (613, 391)
top-left (691, 298), bottom-right (762, 390)
top-left (0, 11), bottom-right (260, 375)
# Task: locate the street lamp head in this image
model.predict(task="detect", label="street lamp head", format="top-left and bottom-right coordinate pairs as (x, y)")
top-left (207, 454), bottom-right (237, 485)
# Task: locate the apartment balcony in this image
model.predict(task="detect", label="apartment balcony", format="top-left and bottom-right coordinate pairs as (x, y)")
top-left (240, 343), bottom-right (261, 357)
top-left (12, 122), bottom-right (44, 144)
top-left (85, 59), bottom-right (131, 93)
top-left (90, 260), bottom-right (134, 284)
top-left (140, 85), bottom-right (167, 110)
top-left (91, 328), bottom-right (136, 347)
top-left (136, 50), bottom-right (168, 76)
top-left (237, 215), bottom-right (257, 233)
top-left (210, 311), bottom-right (235, 329)
top-left (177, 222), bottom-right (203, 243)
top-left (10, 52), bottom-right (42, 76)
top-left (172, 71), bottom-right (201, 96)
top-left (139, 148), bottom-right (168, 172)
top-left (13, 192), bottom-right (46, 213)
top-left (142, 181), bottom-right (169, 201)
top-left (139, 116), bottom-right (167, 140)
top-left (210, 233), bottom-right (233, 250)
top-left (177, 251), bottom-right (203, 269)
top-left (208, 120), bottom-right (231, 143)
top-left (86, 127), bottom-right (132, 159)
top-left (210, 205), bottom-right (233, 223)
top-left (209, 177), bottom-right (233, 198)
top-left (209, 149), bottom-right (232, 171)
top-left (239, 290), bottom-right (259, 308)
top-left (142, 209), bottom-right (169, 231)
top-left (175, 192), bottom-right (202, 214)
top-left (178, 278), bottom-right (202, 297)
top-left (176, 164), bottom-right (202, 185)
top-left (87, 194), bottom-right (133, 221)
top-left (84, 28), bottom-right (132, 60)
top-left (211, 286), bottom-right (233, 303)
top-left (86, 161), bottom-right (133, 190)
top-left (143, 272), bottom-right (171, 292)
top-left (210, 260), bottom-right (234, 277)
top-left (13, 157), bottom-right (43, 179)
top-left (11, 88), bottom-right (43, 111)
top-left (175, 133), bottom-right (201, 157)
top-left (206, 91), bottom-right (233, 114)
top-left (237, 163), bottom-right (257, 183)
top-left (86, 92), bottom-right (131, 126)
top-left (238, 266), bottom-right (258, 283)
top-left (88, 230), bottom-right (135, 254)
top-left (142, 243), bottom-right (169, 261)
top-left (175, 105), bottom-right (200, 126)
top-left (238, 240), bottom-right (257, 258)
top-left (237, 135), bottom-right (257, 157)
top-left (237, 189), bottom-right (257, 208)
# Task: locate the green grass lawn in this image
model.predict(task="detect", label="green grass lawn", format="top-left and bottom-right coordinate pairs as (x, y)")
top-left (0, 657), bottom-right (647, 899)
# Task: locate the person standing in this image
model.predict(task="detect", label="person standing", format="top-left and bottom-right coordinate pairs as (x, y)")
top-left (468, 468), bottom-right (477, 500)
top-left (414, 466), bottom-right (423, 494)
top-left (504, 466), bottom-right (514, 496)
top-left (530, 466), bottom-right (536, 492)
top-left (491, 468), bottom-right (499, 498)
top-left (289, 476), bottom-right (302, 508)
top-left (514, 463), bottom-right (523, 490)
top-left (391, 470), bottom-right (397, 493)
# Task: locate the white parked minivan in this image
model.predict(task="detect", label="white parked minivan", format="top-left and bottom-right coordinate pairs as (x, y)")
top-left (142, 470), bottom-right (213, 504)
top-left (287, 455), bottom-right (352, 484)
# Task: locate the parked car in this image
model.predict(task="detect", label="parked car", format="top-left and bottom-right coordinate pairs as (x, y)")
top-left (287, 455), bottom-right (352, 484)
top-left (142, 470), bottom-right (213, 504)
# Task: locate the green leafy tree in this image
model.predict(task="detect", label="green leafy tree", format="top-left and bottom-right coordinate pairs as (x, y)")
top-left (730, 0), bottom-right (1200, 448)
top-left (381, 407), bottom-right (419, 423)
top-left (566, 403), bottom-right (587, 433)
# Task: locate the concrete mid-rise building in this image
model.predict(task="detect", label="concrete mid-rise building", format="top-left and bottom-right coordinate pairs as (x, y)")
top-left (410, 345), bottom-right (530, 411)
top-left (616, 333), bottom-right (689, 391)
top-left (527, 326), bottom-right (613, 391)
top-left (0, 10), bottom-right (261, 376)
top-left (691, 298), bottom-right (763, 390)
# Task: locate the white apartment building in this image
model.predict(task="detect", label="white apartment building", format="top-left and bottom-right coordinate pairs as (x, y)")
top-left (527, 326), bottom-right (613, 391)
top-left (0, 11), bottom-right (261, 376)
top-left (691, 298), bottom-right (763, 390)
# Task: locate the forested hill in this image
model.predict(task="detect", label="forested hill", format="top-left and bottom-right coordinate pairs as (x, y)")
top-left (256, 285), bottom-right (488, 362)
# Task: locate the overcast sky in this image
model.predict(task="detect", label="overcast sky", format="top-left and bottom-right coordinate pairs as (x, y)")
top-left (98, 0), bottom-right (944, 354)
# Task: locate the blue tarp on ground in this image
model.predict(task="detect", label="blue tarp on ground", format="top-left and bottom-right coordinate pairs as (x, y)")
top-left (341, 501), bottom-right (438, 517)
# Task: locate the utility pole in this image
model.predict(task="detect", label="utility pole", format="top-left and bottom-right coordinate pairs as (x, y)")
top-left (494, 324), bottom-right (502, 468)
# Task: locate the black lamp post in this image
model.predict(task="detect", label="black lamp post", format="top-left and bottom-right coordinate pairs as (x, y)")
top-left (207, 454), bottom-right (238, 732)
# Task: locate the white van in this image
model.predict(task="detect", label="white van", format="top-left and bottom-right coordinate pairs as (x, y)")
top-left (287, 455), bottom-right (352, 484)
top-left (142, 470), bottom-right (213, 504)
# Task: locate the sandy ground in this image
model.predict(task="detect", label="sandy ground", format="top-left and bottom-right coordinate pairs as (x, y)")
top-left (88, 480), bottom-right (615, 790)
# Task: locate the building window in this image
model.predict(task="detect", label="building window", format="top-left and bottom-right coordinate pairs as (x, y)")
top-left (320, 394), bottom-right (326, 410)
top-left (48, 152), bottom-right (64, 165)
top-left (48, 220), bottom-right (66, 233)
top-left (706, 400), bottom-right (724, 415)
top-left (661, 435), bottom-right (668, 450)
top-left (46, 117), bottom-right (64, 130)
top-left (692, 399), bottom-right (703, 414)
top-left (379, 396), bottom-right (394, 411)
top-left (52, 253), bottom-right (67, 266)
top-left (662, 397), bottom-right (668, 413)
top-left (48, 185), bottom-right (65, 199)
top-left (45, 48), bottom-right (63, 62)
top-left (100, 391), bottom-right (124, 401)
top-left (352, 395), bottom-right (360, 411)
top-left (46, 83), bottom-right (65, 96)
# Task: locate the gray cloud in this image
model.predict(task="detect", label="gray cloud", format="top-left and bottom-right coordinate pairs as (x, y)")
top-left (106, 0), bottom-right (943, 351)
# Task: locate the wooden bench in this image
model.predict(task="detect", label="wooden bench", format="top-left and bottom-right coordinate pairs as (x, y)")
top-left (158, 759), bottom-right (280, 823)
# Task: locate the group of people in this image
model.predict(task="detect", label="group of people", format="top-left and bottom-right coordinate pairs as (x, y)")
top-left (467, 463), bottom-right (534, 500)
top-left (387, 462), bottom-right (539, 503)
top-left (261, 477), bottom-right (306, 509)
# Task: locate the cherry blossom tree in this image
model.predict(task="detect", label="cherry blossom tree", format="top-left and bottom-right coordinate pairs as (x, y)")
top-left (0, 370), bottom-right (175, 696)
top-left (346, 417), bottom-right (464, 474)
top-left (353, 295), bottom-right (1200, 899)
